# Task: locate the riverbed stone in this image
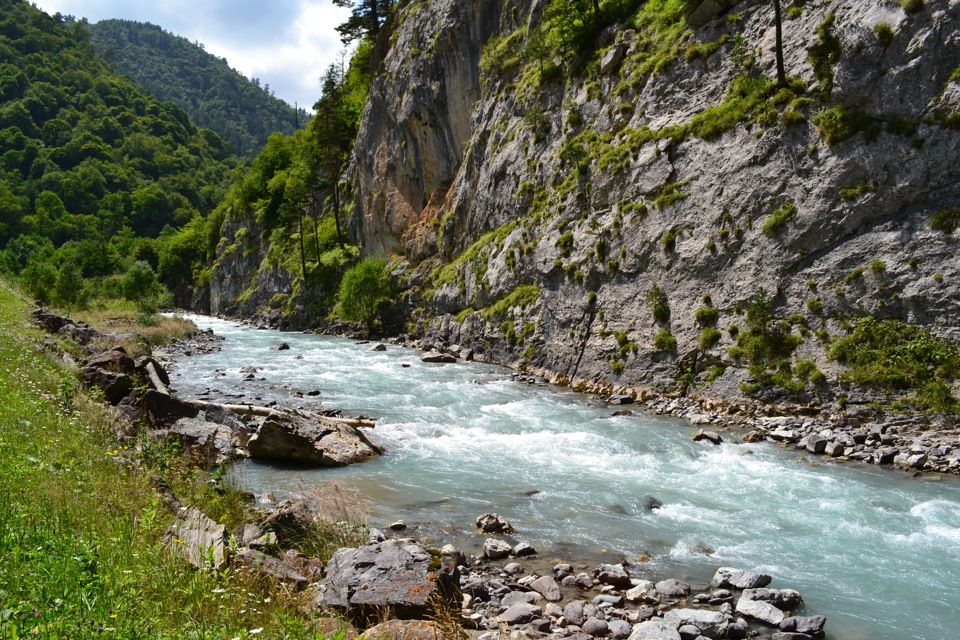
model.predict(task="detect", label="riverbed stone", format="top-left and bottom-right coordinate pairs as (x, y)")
top-left (663, 609), bottom-right (726, 639)
top-left (503, 562), bottom-right (523, 575)
top-left (531, 575), bottom-right (562, 601)
top-left (318, 539), bottom-right (459, 622)
top-left (513, 541), bottom-right (536, 556)
top-left (247, 408), bottom-right (384, 466)
top-left (735, 597), bottom-right (785, 625)
top-left (780, 615), bottom-right (826, 636)
top-left (741, 587), bottom-right (803, 609)
top-left (627, 619), bottom-right (681, 640)
top-left (498, 602), bottom-right (543, 625)
top-left (609, 619), bottom-right (632, 639)
top-left (691, 429), bottom-right (723, 445)
top-left (421, 351), bottom-right (456, 363)
top-left (711, 567), bottom-right (772, 590)
top-left (583, 618), bottom-right (609, 636)
top-left (501, 591), bottom-right (539, 608)
top-left (483, 538), bottom-right (513, 560)
top-left (805, 435), bottom-right (828, 454)
top-left (157, 417), bottom-right (239, 465)
top-left (655, 579), bottom-right (690, 598)
top-left (563, 600), bottom-right (585, 626)
top-left (594, 563), bottom-right (632, 588)
top-left (476, 513), bottom-right (514, 533)
top-left (625, 580), bottom-right (659, 604)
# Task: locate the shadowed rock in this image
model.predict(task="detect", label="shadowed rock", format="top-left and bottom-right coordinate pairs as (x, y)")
top-left (247, 408), bottom-right (384, 466)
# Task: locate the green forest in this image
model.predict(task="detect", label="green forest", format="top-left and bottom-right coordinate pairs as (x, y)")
top-left (0, 0), bottom-right (374, 318)
top-left (87, 19), bottom-right (306, 158)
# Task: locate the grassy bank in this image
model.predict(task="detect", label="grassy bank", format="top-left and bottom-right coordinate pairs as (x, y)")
top-left (0, 280), bottom-right (342, 638)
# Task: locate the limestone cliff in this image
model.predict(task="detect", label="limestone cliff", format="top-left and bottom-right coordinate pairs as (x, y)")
top-left (348, 0), bottom-right (960, 407)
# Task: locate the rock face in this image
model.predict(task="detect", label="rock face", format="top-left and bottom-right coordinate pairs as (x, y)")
top-left (335, 0), bottom-right (960, 408)
top-left (318, 540), bottom-right (459, 622)
top-left (166, 507), bottom-right (228, 569)
top-left (247, 409), bottom-right (384, 465)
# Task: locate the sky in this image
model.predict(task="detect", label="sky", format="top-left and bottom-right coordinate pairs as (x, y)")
top-left (31, 0), bottom-right (352, 111)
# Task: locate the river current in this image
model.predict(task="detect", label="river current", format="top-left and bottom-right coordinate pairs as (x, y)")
top-left (169, 314), bottom-right (960, 640)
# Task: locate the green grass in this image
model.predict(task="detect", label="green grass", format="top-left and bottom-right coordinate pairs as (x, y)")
top-left (481, 284), bottom-right (541, 321)
top-left (931, 209), bottom-right (960, 234)
top-left (652, 328), bottom-right (677, 352)
top-left (0, 279), bottom-right (349, 637)
top-left (874, 23), bottom-right (895, 47)
top-left (761, 201), bottom-right (797, 236)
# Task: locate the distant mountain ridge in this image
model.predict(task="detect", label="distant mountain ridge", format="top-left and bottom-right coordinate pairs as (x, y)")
top-left (87, 19), bottom-right (306, 157)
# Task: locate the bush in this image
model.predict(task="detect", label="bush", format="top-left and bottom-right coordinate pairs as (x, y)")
top-left (874, 23), bottom-right (895, 47)
top-left (122, 260), bottom-right (160, 302)
top-left (334, 256), bottom-right (392, 329)
top-left (695, 306), bottom-right (719, 326)
top-left (931, 209), bottom-right (960, 234)
top-left (653, 328), bottom-right (677, 352)
top-left (700, 327), bottom-right (722, 350)
top-left (901, 0), bottom-right (923, 13)
top-left (644, 283), bottom-right (670, 324)
top-left (761, 201), bottom-right (797, 236)
top-left (19, 260), bottom-right (57, 304)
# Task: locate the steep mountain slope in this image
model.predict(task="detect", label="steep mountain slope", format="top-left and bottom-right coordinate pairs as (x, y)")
top-left (346, 0), bottom-right (960, 410)
top-left (87, 19), bottom-right (306, 157)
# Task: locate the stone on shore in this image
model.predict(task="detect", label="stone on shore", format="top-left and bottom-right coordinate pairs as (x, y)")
top-left (711, 567), bottom-right (772, 590)
top-left (421, 351), bottom-right (456, 363)
top-left (482, 538), bottom-right (512, 560)
top-left (318, 540), bottom-right (459, 622)
top-left (780, 615), bottom-right (826, 636)
top-left (531, 575), bottom-right (562, 601)
top-left (361, 620), bottom-right (438, 640)
top-left (594, 563), bottom-right (632, 588)
top-left (691, 429), bottom-right (723, 445)
top-left (625, 580), bottom-right (659, 604)
top-left (663, 609), bottom-right (726, 639)
top-left (165, 507), bottom-right (228, 570)
top-left (81, 347), bottom-right (136, 404)
top-left (247, 408), bottom-right (384, 466)
top-left (627, 619), bottom-right (681, 640)
top-left (498, 602), bottom-right (543, 625)
top-left (155, 417), bottom-right (239, 465)
top-left (735, 597), bottom-right (785, 625)
top-left (741, 587), bottom-right (803, 609)
top-left (655, 579), bottom-right (691, 598)
top-left (234, 549), bottom-right (309, 589)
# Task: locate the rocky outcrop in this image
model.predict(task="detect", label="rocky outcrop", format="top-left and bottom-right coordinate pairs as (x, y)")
top-left (317, 539), bottom-right (460, 622)
top-left (246, 408), bottom-right (384, 465)
top-left (165, 507), bottom-right (229, 570)
top-left (346, 0), bottom-right (960, 412)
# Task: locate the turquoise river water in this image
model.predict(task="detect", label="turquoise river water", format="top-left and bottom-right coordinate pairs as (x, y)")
top-left (169, 315), bottom-right (960, 640)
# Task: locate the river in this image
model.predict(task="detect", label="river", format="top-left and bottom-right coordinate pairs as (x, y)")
top-left (168, 314), bottom-right (960, 640)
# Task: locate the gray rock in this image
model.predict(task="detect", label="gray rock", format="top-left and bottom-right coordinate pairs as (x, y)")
top-left (735, 597), bottom-right (785, 625)
top-left (165, 507), bottom-right (228, 569)
top-left (663, 609), bottom-right (726, 639)
top-left (318, 539), bottom-right (459, 620)
top-left (627, 619), bottom-right (681, 640)
top-left (563, 600), bottom-right (585, 626)
top-left (531, 575), bottom-right (562, 601)
top-left (247, 408), bottom-right (384, 466)
top-left (770, 634), bottom-right (815, 640)
top-left (780, 615), bottom-right (826, 636)
top-left (655, 579), bottom-right (690, 598)
top-left (609, 619), bottom-right (632, 639)
top-left (677, 625), bottom-right (700, 640)
top-left (498, 602), bottom-right (543, 625)
top-left (483, 538), bottom-right (513, 560)
top-left (741, 587), bottom-right (803, 609)
top-left (477, 513), bottom-right (514, 533)
top-left (370, 343), bottom-right (387, 351)
top-left (389, 520), bottom-right (407, 530)
top-left (691, 429), bottom-right (723, 445)
top-left (805, 435), bottom-right (828, 454)
top-left (594, 563), bottom-right (632, 588)
top-left (503, 562), bottom-right (523, 575)
top-left (711, 567), bottom-right (772, 590)
top-left (625, 580), bottom-right (659, 603)
top-left (235, 549), bottom-right (308, 588)
top-left (156, 418), bottom-right (238, 465)
top-left (574, 573), bottom-right (594, 589)
top-left (513, 541), bottom-right (537, 556)
top-left (501, 591), bottom-right (538, 608)
top-left (583, 618), bottom-right (609, 637)
top-left (421, 351), bottom-right (456, 363)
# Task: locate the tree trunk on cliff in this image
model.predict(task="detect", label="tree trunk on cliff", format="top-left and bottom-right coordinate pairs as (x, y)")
top-left (297, 210), bottom-right (307, 278)
top-left (773, 0), bottom-right (787, 88)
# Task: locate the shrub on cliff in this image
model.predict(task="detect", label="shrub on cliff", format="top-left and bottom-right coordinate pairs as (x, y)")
top-left (335, 256), bottom-right (392, 330)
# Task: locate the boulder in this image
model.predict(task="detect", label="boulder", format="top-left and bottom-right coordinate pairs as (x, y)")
top-left (421, 351), bottom-right (456, 363)
top-left (476, 513), bottom-right (514, 533)
top-left (711, 567), bottom-right (772, 590)
top-left (531, 575), bottom-right (562, 601)
top-left (260, 500), bottom-right (317, 545)
top-left (583, 618), bottom-right (609, 637)
top-left (655, 579), bottom-right (691, 598)
top-left (600, 42), bottom-right (627, 75)
top-left (235, 549), bottom-right (309, 589)
top-left (318, 540), bottom-right (459, 622)
top-left (628, 619), bottom-right (682, 640)
top-left (247, 409), bottom-right (384, 466)
top-left (780, 615), bottom-right (826, 636)
top-left (156, 418), bottom-right (239, 465)
top-left (625, 580), bottom-right (659, 604)
top-left (741, 587), bottom-right (803, 609)
top-left (498, 602), bottom-right (543, 625)
top-left (513, 541), bottom-right (536, 556)
top-left (501, 591), bottom-right (538, 608)
top-left (277, 342), bottom-right (290, 350)
top-left (691, 429), bottom-right (723, 445)
top-left (609, 619), bottom-right (632, 639)
top-left (361, 620), bottom-right (438, 640)
top-left (563, 600), bottom-right (585, 626)
top-left (663, 609), bottom-right (726, 639)
top-left (735, 597), bottom-right (785, 625)
top-left (139, 389), bottom-right (200, 425)
top-left (805, 435), bottom-right (828, 454)
top-left (81, 347), bottom-right (137, 404)
top-left (594, 563), bottom-right (632, 588)
top-left (370, 343), bottom-right (387, 352)
top-left (165, 507), bottom-right (228, 569)
top-left (483, 538), bottom-right (513, 560)
top-left (282, 549), bottom-right (325, 582)
top-left (503, 562), bottom-right (523, 575)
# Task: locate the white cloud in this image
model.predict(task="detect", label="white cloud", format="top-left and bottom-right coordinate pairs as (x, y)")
top-left (31, 0), bottom-right (351, 109)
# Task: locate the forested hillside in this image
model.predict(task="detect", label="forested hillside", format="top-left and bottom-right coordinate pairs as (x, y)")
top-left (0, 0), bottom-right (239, 309)
top-left (88, 19), bottom-right (307, 157)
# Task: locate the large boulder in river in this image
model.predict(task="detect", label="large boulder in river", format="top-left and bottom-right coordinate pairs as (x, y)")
top-left (318, 540), bottom-right (459, 623)
top-left (712, 567), bottom-right (772, 590)
top-left (476, 512), bottom-right (513, 533)
top-left (154, 418), bottom-right (240, 465)
top-left (247, 409), bottom-right (384, 466)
